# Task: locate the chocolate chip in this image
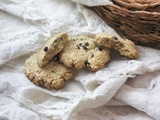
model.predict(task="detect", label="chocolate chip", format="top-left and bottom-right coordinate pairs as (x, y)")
top-left (83, 46), bottom-right (88, 50)
top-left (98, 46), bottom-right (103, 51)
top-left (112, 36), bottom-right (118, 40)
top-left (43, 47), bottom-right (48, 52)
top-left (76, 45), bottom-right (80, 50)
top-left (85, 42), bottom-right (89, 46)
top-left (51, 70), bottom-right (54, 73)
top-left (91, 54), bottom-right (94, 58)
top-left (53, 54), bottom-right (59, 61)
top-left (84, 61), bottom-right (90, 66)
top-left (79, 43), bottom-right (82, 46)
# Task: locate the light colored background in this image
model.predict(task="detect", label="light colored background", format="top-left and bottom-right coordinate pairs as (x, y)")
top-left (0, 0), bottom-right (160, 120)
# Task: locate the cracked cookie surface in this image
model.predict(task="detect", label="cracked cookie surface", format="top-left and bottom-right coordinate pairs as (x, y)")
top-left (24, 52), bottom-right (74, 90)
top-left (38, 32), bottom-right (68, 67)
top-left (59, 36), bottom-right (110, 72)
top-left (95, 33), bottom-right (138, 59)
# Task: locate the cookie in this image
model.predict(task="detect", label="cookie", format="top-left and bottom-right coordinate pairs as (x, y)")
top-left (38, 32), bottom-right (68, 67)
top-left (95, 33), bottom-right (138, 58)
top-left (24, 52), bottom-right (74, 90)
top-left (59, 36), bottom-right (110, 72)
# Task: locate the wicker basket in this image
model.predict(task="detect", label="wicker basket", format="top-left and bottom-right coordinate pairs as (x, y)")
top-left (92, 0), bottom-right (160, 49)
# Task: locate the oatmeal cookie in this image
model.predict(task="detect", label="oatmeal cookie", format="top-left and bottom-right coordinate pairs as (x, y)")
top-left (95, 33), bottom-right (138, 58)
top-left (59, 36), bottom-right (110, 72)
top-left (38, 32), bottom-right (68, 67)
top-left (24, 52), bottom-right (74, 90)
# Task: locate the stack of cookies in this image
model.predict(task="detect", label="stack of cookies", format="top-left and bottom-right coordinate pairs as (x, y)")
top-left (24, 32), bottom-right (138, 90)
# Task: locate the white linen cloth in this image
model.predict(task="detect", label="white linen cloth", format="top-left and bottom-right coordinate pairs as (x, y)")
top-left (0, 0), bottom-right (160, 120)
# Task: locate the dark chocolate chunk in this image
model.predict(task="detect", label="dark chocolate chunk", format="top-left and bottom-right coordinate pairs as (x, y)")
top-left (79, 43), bottom-right (82, 46)
top-left (98, 46), bottom-right (103, 51)
top-left (83, 46), bottom-right (88, 50)
top-left (52, 70), bottom-right (55, 73)
top-left (76, 45), bottom-right (80, 50)
top-left (84, 61), bottom-right (90, 66)
top-left (112, 36), bottom-right (118, 40)
top-left (85, 42), bottom-right (89, 46)
top-left (43, 47), bottom-right (48, 52)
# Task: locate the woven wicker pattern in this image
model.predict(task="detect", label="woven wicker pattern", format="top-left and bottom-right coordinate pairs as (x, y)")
top-left (93, 0), bottom-right (160, 48)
